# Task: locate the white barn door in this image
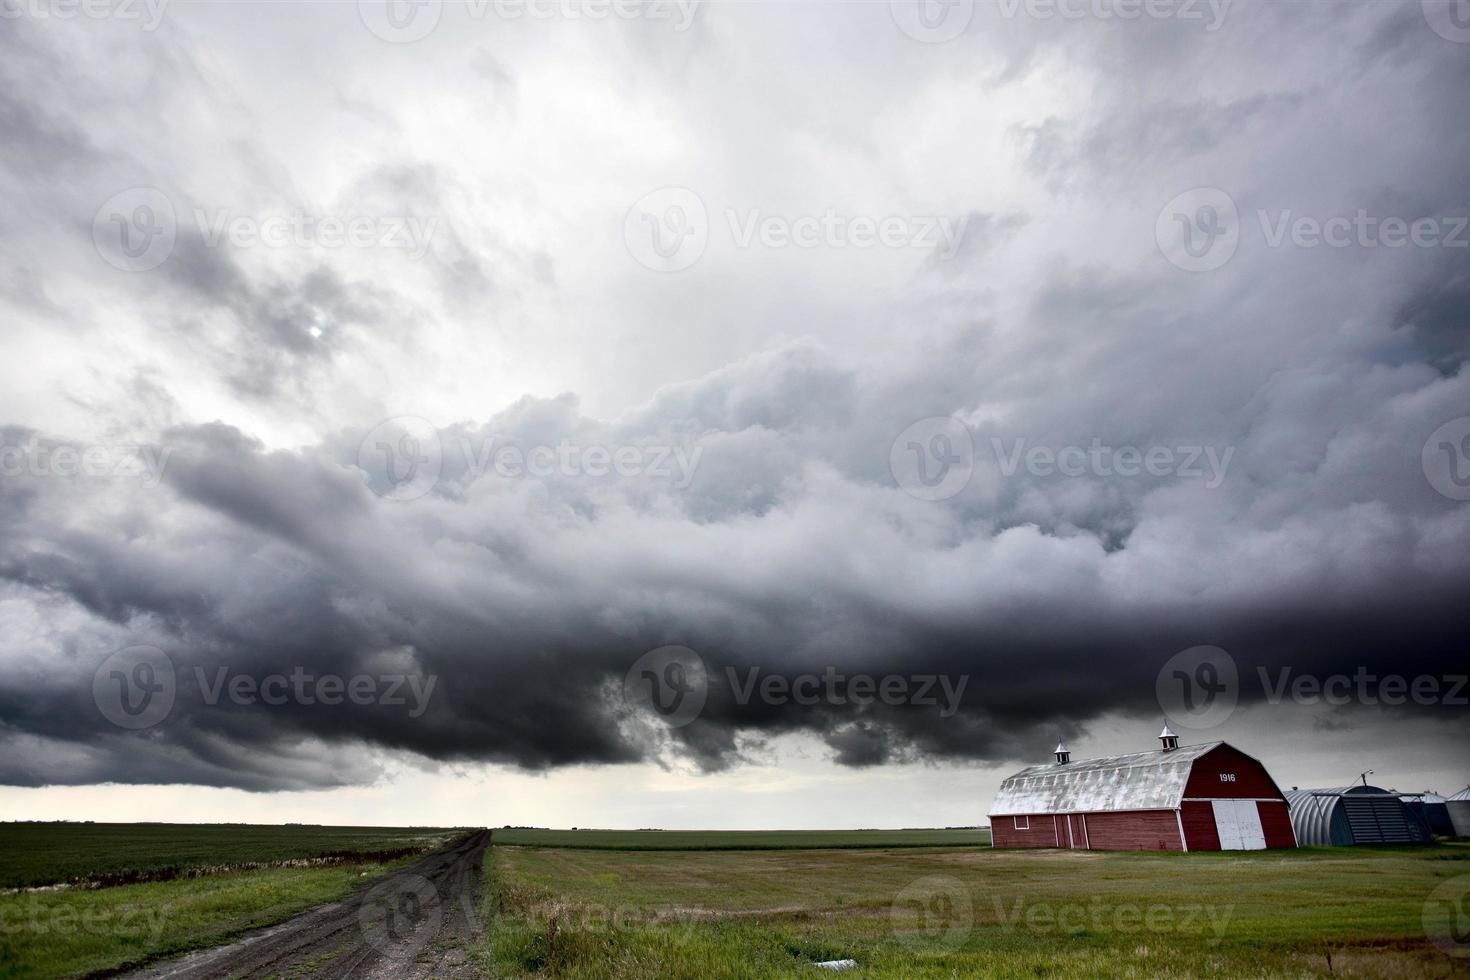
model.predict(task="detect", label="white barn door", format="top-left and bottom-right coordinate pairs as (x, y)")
top-left (1211, 800), bottom-right (1266, 850)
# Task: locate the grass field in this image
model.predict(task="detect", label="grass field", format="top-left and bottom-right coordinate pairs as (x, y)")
top-left (0, 823), bottom-right (462, 889)
top-left (480, 840), bottom-right (1470, 978)
top-left (491, 828), bottom-right (990, 850)
top-left (0, 862), bottom-right (410, 980)
top-left (5, 824), bottom-right (1469, 978)
top-left (0, 823), bottom-right (468, 980)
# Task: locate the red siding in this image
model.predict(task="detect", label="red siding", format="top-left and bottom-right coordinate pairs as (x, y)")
top-left (1258, 801), bottom-right (1295, 848)
top-left (1180, 800), bottom-right (1296, 850)
top-left (1183, 744), bottom-right (1287, 801)
top-left (1082, 809), bottom-right (1183, 851)
top-left (1181, 801), bottom-right (1221, 849)
top-left (991, 814), bottom-right (1063, 848)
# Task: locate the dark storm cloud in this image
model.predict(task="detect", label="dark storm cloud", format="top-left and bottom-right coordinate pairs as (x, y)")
top-left (1, 1), bottom-right (1469, 791)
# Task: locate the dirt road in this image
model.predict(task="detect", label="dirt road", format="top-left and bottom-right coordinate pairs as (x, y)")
top-left (120, 829), bottom-right (491, 980)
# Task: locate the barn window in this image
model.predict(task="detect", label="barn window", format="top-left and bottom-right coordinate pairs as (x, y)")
top-left (1014, 816), bottom-right (1029, 830)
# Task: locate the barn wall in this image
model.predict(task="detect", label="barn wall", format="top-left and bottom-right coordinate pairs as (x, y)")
top-left (1181, 800), bottom-right (1296, 850)
top-left (1182, 745), bottom-right (1286, 800)
top-left (1180, 801), bottom-right (1220, 850)
top-left (990, 814), bottom-right (1063, 848)
top-left (1081, 809), bottom-right (1183, 851)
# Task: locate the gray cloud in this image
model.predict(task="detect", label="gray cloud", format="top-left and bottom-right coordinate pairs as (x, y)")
top-left (0, 0), bottom-right (1467, 793)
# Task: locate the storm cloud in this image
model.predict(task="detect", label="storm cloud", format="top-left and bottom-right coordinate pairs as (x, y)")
top-left (0, 0), bottom-right (1467, 792)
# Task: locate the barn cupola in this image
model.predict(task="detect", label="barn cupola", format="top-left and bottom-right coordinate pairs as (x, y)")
top-left (1158, 723), bottom-right (1179, 752)
top-left (1054, 742), bottom-right (1071, 764)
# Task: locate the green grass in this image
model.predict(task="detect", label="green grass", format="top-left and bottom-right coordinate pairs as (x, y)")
top-left (479, 840), bottom-right (1470, 978)
top-left (490, 828), bottom-right (990, 850)
top-left (0, 859), bottom-right (412, 980)
top-left (0, 823), bottom-right (463, 889)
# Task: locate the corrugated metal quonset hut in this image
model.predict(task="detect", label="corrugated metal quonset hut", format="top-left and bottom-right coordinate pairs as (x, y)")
top-left (988, 726), bottom-right (1296, 851)
top-left (1284, 785), bottom-right (1432, 845)
top-left (1447, 787), bottom-right (1470, 837)
top-left (1397, 791), bottom-right (1455, 837)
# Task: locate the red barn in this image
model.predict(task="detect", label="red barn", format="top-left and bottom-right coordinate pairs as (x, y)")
top-left (988, 726), bottom-right (1296, 851)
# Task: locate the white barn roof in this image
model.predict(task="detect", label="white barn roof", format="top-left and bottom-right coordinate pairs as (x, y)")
top-left (988, 741), bottom-right (1223, 816)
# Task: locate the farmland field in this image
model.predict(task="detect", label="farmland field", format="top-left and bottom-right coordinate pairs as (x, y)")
top-left (4, 825), bottom-right (1470, 979)
top-left (0, 822), bottom-right (464, 889)
top-left (0, 823), bottom-right (469, 979)
top-left (481, 840), bottom-right (1470, 979)
top-left (491, 828), bottom-right (990, 850)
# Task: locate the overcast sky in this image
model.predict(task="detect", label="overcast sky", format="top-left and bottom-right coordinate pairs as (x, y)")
top-left (1, 0), bottom-right (1467, 828)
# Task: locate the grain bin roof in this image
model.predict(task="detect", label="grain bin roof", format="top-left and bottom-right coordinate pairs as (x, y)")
top-left (1449, 787), bottom-right (1470, 801)
top-left (988, 741), bottom-right (1223, 816)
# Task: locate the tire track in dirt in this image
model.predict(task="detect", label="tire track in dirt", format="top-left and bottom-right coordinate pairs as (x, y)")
top-left (117, 829), bottom-right (491, 980)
